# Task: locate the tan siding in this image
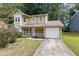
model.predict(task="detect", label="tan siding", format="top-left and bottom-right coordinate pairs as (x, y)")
top-left (13, 11), bottom-right (21, 16)
top-left (31, 16), bottom-right (47, 24)
top-left (14, 11), bottom-right (48, 26)
top-left (45, 15), bottom-right (48, 24)
top-left (13, 12), bottom-right (21, 28)
top-left (35, 16), bottom-right (40, 24)
top-left (27, 17), bottom-right (32, 24)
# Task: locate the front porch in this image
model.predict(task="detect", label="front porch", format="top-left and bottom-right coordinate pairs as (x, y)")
top-left (21, 27), bottom-right (45, 38)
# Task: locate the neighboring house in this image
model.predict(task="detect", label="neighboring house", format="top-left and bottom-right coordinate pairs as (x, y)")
top-left (0, 21), bottom-right (8, 29)
top-left (10, 9), bottom-right (63, 39)
top-left (69, 11), bottom-right (79, 32)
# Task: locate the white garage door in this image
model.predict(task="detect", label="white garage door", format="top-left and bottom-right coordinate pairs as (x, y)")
top-left (46, 28), bottom-right (59, 38)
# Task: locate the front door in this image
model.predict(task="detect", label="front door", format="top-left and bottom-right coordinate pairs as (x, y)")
top-left (32, 27), bottom-right (44, 38)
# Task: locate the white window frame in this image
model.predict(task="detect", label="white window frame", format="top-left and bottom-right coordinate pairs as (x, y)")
top-left (40, 16), bottom-right (45, 22)
top-left (40, 16), bottom-right (42, 22)
top-left (15, 16), bottom-right (20, 22)
top-left (17, 17), bottom-right (20, 22)
top-left (32, 17), bottom-right (35, 23)
top-left (15, 17), bottom-right (17, 22)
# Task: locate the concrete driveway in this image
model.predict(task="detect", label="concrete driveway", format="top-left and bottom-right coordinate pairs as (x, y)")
top-left (34, 39), bottom-right (75, 56)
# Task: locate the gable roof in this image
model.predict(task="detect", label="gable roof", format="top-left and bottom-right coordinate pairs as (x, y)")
top-left (68, 10), bottom-right (79, 26)
top-left (9, 9), bottom-right (31, 17)
top-left (71, 10), bottom-right (79, 20)
top-left (9, 9), bottom-right (48, 17)
top-left (69, 11), bottom-right (79, 23)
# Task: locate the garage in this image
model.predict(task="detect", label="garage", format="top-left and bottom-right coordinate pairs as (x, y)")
top-left (45, 27), bottom-right (60, 38)
top-left (44, 20), bottom-right (63, 39)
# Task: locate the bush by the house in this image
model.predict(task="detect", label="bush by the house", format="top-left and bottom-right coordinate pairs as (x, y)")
top-left (0, 29), bottom-right (9, 48)
top-left (7, 29), bottom-right (21, 43)
top-left (15, 31), bottom-right (21, 38)
top-left (0, 29), bottom-right (21, 48)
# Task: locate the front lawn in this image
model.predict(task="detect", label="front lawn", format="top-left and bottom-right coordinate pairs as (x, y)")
top-left (0, 38), bottom-right (42, 56)
top-left (62, 32), bottom-right (79, 56)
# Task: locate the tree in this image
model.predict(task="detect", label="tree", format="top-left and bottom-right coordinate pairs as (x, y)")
top-left (22, 3), bottom-right (47, 15)
top-left (22, 3), bottom-right (62, 20)
top-left (0, 3), bottom-right (24, 24)
top-left (0, 3), bottom-right (76, 24)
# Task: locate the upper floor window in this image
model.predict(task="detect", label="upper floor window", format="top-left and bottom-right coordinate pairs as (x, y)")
top-left (42, 16), bottom-right (45, 20)
top-left (23, 17), bottom-right (26, 22)
top-left (32, 17), bottom-right (35, 23)
top-left (15, 16), bottom-right (20, 22)
top-left (23, 19), bottom-right (26, 22)
top-left (40, 16), bottom-right (45, 22)
top-left (15, 17), bottom-right (17, 22)
top-left (18, 17), bottom-right (20, 22)
top-left (40, 16), bottom-right (42, 21)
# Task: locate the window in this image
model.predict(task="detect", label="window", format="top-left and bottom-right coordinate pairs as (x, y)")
top-left (23, 17), bottom-right (26, 22)
top-left (23, 19), bottom-right (26, 22)
top-left (15, 16), bottom-right (20, 22)
top-left (42, 16), bottom-right (45, 20)
top-left (17, 17), bottom-right (20, 22)
top-left (40, 16), bottom-right (42, 21)
top-left (15, 17), bottom-right (17, 22)
top-left (32, 17), bottom-right (35, 23)
top-left (40, 16), bottom-right (45, 22)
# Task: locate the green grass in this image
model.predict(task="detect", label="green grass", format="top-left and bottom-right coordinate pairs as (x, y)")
top-left (62, 32), bottom-right (79, 56)
top-left (0, 38), bottom-right (42, 56)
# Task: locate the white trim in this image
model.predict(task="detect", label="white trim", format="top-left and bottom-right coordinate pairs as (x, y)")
top-left (14, 17), bottom-right (15, 28)
top-left (10, 9), bottom-right (31, 17)
top-left (70, 11), bottom-right (79, 20)
top-left (44, 27), bottom-right (46, 38)
top-left (32, 16), bottom-right (36, 23)
top-left (32, 28), bottom-right (35, 37)
top-left (19, 28), bottom-right (22, 32)
top-left (39, 16), bottom-right (44, 22)
top-left (20, 15), bottom-right (22, 26)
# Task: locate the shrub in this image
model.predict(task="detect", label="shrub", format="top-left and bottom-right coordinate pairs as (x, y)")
top-left (0, 29), bottom-right (21, 48)
top-left (0, 29), bottom-right (9, 48)
top-left (7, 29), bottom-right (16, 43)
top-left (15, 31), bottom-right (21, 38)
top-left (7, 29), bottom-right (21, 43)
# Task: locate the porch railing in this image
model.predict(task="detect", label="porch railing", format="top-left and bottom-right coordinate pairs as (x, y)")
top-left (34, 33), bottom-right (43, 36)
top-left (22, 32), bottom-right (43, 38)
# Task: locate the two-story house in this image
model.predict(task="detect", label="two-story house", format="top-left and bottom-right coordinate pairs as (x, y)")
top-left (10, 9), bottom-right (63, 39)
